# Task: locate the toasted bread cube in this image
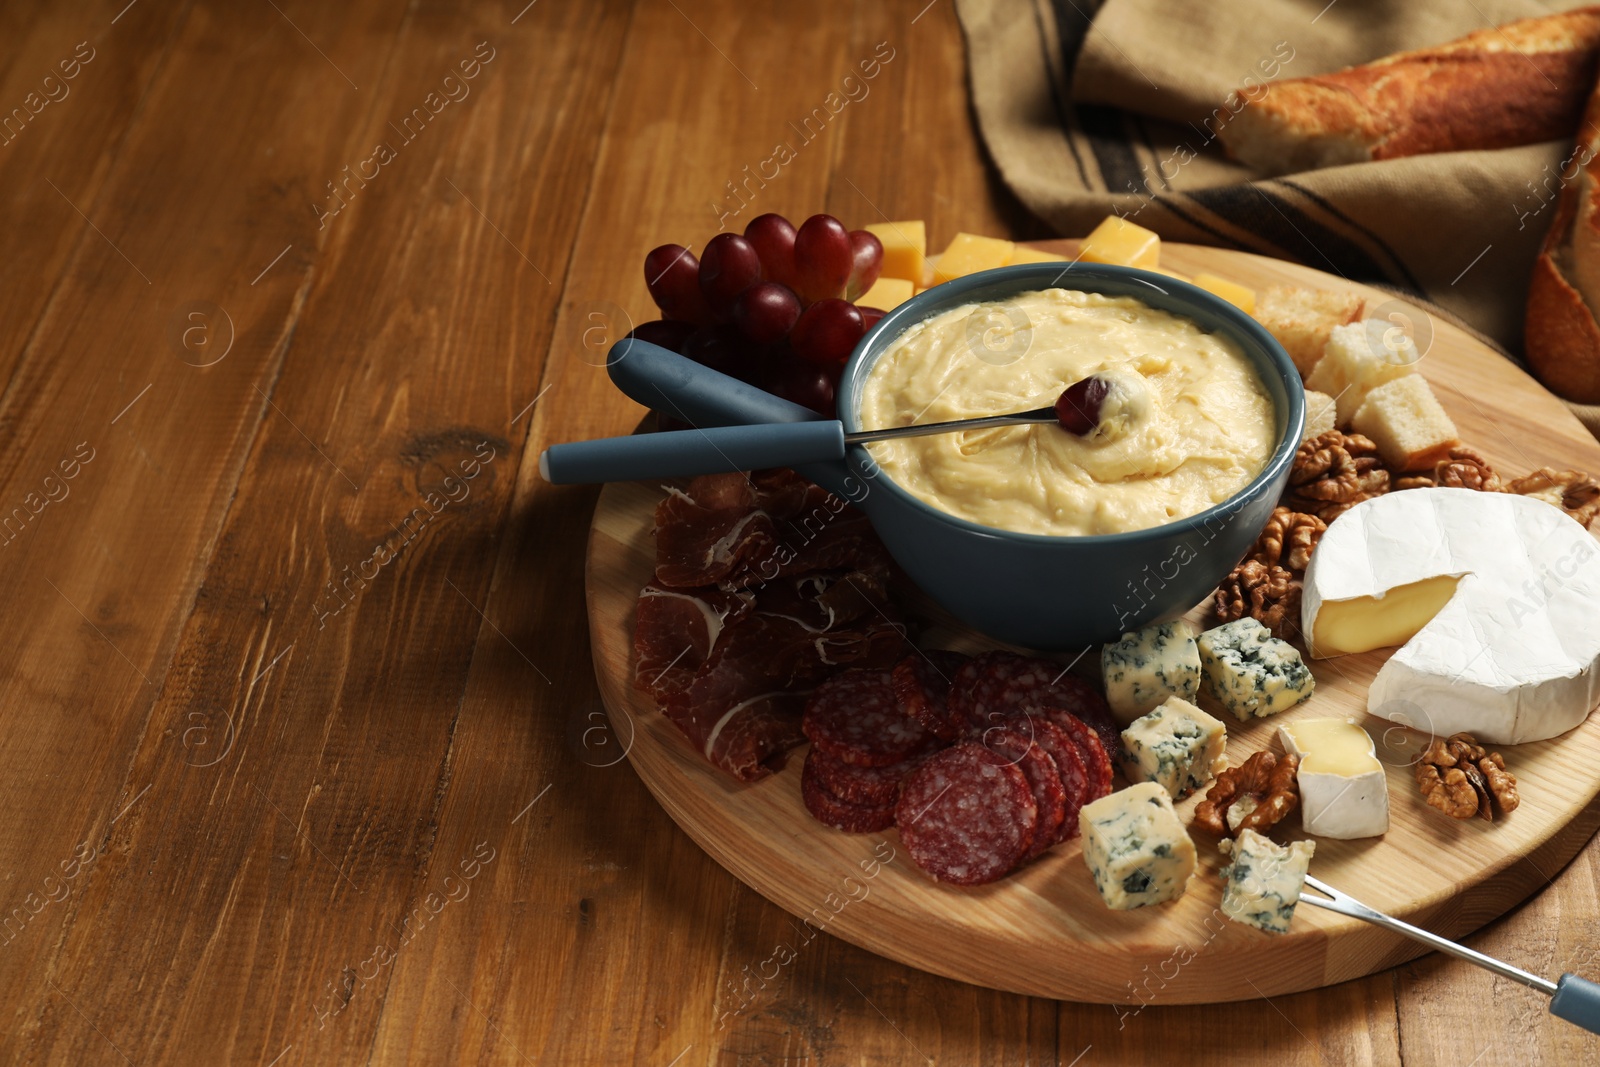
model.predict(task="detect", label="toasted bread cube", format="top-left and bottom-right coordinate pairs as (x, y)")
top-left (864, 221), bottom-right (926, 285)
top-left (1078, 216), bottom-right (1159, 270)
top-left (1350, 374), bottom-right (1459, 470)
top-left (931, 233), bottom-right (1015, 285)
top-left (1305, 319), bottom-right (1421, 425)
top-left (1253, 286), bottom-right (1364, 378)
top-left (857, 276), bottom-right (914, 311)
top-left (1192, 273), bottom-right (1256, 314)
top-left (1006, 245), bottom-right (1068, 265)
top-left (1303, 389), bottom-right (1338, 441)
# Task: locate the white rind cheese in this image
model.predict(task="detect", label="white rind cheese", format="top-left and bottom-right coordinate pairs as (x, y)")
top-left (1119, 697), bottom-right (1227, 799)
top-left (1197, 618), bottom-right (1315, 721)
top-left (1078, 782), bottom-right (1196, 910)
top-left (1102, 620), bottom-right (1203, 726)
top-left (1277, 718), bottom-right (1389, 839)
top-left (1220, 828), bottom-right (1315, 934)
top-left (1302, 488), bottom-right (1600, 745)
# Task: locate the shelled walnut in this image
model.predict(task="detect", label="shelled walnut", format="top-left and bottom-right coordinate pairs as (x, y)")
top-left (1214, 559), bottom-right (1301, 640)
top-left (1503, 467), bottom-right (1600, 529)
top-left (1415, 733), bottom-right (1520, 821)
top-left (1250, 505), bottom-right (1326, 572)
top-left (1285, 431), bottom-right (1390, 521)
top-left (1394, 446), bottom-right (1501, 492)
top-left (1194, 751), bottom-right (1300, 837)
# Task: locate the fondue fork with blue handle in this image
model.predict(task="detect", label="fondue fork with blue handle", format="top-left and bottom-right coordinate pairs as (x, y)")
top-left (1298, 874), bottom-right (1600, 1035)
top-left (538, 367), bottom-right (1107, 485)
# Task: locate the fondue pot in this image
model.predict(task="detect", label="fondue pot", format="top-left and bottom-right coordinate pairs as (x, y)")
top-left (595, 263), bottom-right (1304, 649)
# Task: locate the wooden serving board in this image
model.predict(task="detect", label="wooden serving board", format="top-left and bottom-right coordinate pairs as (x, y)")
top-left (584, 242), bottom-right (1600, 1003)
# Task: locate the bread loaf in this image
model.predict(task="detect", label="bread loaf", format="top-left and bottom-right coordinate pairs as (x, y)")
top-left (1526, 66), bottom-right (1600, 404)
top-left (1218, 10), bottom-right (1600, 175)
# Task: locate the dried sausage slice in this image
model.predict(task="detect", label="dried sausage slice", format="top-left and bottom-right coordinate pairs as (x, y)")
top-left (806, 746), bottom-right (921, 807)
top-left (802, 668), bottom-right (930, 767)
top-left (975, 724), bottom-right (1066, 860)
top-left (895, 741), bottom-right (1037, 885)
top-left (801, 752), bottom-right (895, 833)
top-left (890, 650), bottom-right (970, 741)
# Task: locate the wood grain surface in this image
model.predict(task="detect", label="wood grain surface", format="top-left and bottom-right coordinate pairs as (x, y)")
top-left (0, 1), bottom-right (1592, 1064)
top-left (587, 244), bottom-right (1600, 1004)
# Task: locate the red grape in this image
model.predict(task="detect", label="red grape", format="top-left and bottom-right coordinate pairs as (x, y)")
top-left (858, 306), bottom-right (887, 333)
top-left (771, 360), bottom-right (838, 416)
top-left (792, 299), bottom-right (866, 367)
top-left (845, 230), bottom-right (883, 301)
top-left (744, 214), bottom-right (798, 289)
top-left (1056, 375), bottom-right (1111, 435)
top-left (699, 233), bottom-right (763, 318)
top-left (682, 324), bottom-right (749, 379)
top-left (793, 214), bottom-right (853, 303)
top-left (629, 319), bottom-right (696, 353)
top-left (643, 244), bottom-right (710, 323)
top-left (733, 282), bottom-right (802, 345)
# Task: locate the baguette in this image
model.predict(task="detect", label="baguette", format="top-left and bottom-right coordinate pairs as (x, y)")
top-left (1526, 66), bottom-right (1600, 403)
top-left (1218, 10), bottom-right (1600, 175)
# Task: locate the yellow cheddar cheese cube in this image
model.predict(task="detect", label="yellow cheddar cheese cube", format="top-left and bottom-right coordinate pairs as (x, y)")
top-left (1078, 216), bottom-right (1159, 270)
top-left (1006, 245), bottom-right (1068, 265)
top-left (864, 221), bottom-right (926, 285)
top-left (932, 233), bottom-right (1015, 285)
top-left (857, 276), bottom-right (914, 310)
top-left (1192, 273), bottom-right (1256, 314)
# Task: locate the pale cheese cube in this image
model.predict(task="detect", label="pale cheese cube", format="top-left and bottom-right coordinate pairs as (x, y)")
top-left (1220, 828), bottom-right (1315, 934)
top-left (1192, 273), bottom-right (1255, 314)
top-left (1079, 782), bottom-right (1196, 910)
top-left (1350, 373), bottom-right (1458, 471)
top-left (931, 233), bottom-right (1015, 285)
top-left (1101, 620), bottom-right (1202, 725)
top-left (1305, 319), bottom-right (1421, 426)
top-left (1077, 216), bottom-right (1159, 270)
top-left (1197, 618), bottom-right (1314, 721)
top-left (856, 276), bottom-right (914, 311)
top-left (1119, 697), bottom-right (1228, 799)
top-left (864, 221), bottom-right (926, 284)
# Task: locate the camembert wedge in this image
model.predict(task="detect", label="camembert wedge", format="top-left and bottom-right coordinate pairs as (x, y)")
top-left (1302, 487), bottom-right (1600, 744)
top-left (1277, 719), bottom-right (1389, 839)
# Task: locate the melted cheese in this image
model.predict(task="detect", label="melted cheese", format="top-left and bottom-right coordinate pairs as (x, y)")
top-left (858, 289), bottom-right (1275, 536)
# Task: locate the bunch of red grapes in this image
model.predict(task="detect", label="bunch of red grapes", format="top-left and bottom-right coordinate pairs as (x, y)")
top-left (631, 214), bottom-right (886, 416)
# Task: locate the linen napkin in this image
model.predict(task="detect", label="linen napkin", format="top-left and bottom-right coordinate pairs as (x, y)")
top-left (955, 0), bottom-right (1600, 438)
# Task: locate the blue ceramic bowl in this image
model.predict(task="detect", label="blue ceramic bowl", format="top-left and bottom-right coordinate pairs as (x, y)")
top-left (832, 262), bottom-right (1304, 650)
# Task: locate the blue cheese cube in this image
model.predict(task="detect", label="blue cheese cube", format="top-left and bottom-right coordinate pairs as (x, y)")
top-left (1101, 620), bottom-right (1203, 725)
top-left (1119, 697), bottom-right (1228, 799)
top-left (1220, 828), bottom-right (1316, 934)
top-left (1197, 618), bottom-right (1314, 721)
top-left (1078, 782), bottom-right (1196, 910)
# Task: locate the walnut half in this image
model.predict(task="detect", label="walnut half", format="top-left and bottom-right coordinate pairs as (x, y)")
top-left (1194, 750), bottom-right (1300, 837)
top-left (1415, 733), bottom-right (1519, 821)
top-left (1504, 468), bottom-right (1600, 529)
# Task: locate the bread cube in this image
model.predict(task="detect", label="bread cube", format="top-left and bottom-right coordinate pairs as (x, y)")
top-left (1102, 620), bottom-right (1202, 725)
top-left (1253, 286), bottom-right (1364, 378)
top-left (1302, 389), bottom-right (1338, 440)
top-left (1079, 782), bottom-right (1196, 910)
top-left (1305, 319), bottom-right (1421, 425)
top-left (1118, 697), bottom-right (1228, 799)
top-left (1350, 373), bottom-right (1459, 470)
top-left (1197, 618), bottom-right (1315, 721)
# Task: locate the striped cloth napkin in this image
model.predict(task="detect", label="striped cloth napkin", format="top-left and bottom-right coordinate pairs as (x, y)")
top-left (955, 0), bottom-right (1600, 437)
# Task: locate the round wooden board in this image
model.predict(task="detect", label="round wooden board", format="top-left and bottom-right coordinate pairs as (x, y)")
top-left (584, 242), bottom-right (1600, 1003)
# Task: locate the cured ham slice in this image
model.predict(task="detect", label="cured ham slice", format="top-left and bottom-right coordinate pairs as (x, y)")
top-left (632, 585), bottom-right (753, 703)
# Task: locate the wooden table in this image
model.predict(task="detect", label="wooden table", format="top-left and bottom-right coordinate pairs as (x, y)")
top-left (0, 1), bottom-right (1594, 1063)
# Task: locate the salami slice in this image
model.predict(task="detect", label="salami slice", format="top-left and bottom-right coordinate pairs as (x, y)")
top-left (801, 753), bottom-right (896, 833)
top-left (895, 741), bottom-right (1037, 885)
top-left (1010, 706), bottom-right (1113, 802)
top-left (891, 650), bottom-right (970, 741)
top-left (947, 651), bottom-right (1027, 732)
top-left (805, 746), bottom-right (921, 807)
top-left (802, 668), bottom-right (930, 767)
top-left (975, 724), bottom-right (1066, 860)
top-left (1012, 718), bottom-right (1089, 843)
top-left (980, 654), bottom-right (1121, 757)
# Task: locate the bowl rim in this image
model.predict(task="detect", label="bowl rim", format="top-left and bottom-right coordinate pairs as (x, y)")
top-left (836, 261), bottom-right (1306, 546)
